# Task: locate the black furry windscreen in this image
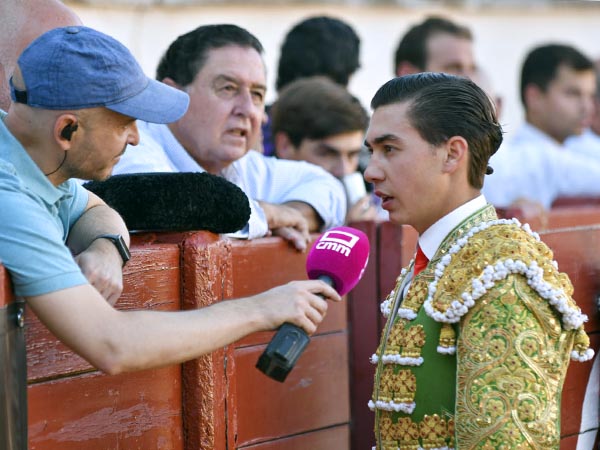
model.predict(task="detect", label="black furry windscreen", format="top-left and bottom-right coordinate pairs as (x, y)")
top-left (84, 172), bottom-right (251, 234)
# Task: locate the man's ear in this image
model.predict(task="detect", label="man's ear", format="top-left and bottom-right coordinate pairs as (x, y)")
top-left (524, 84), bottom-right (543, 112)
top-left (396, 61), bottom-right (420, 77)
top-left (273, 132), bottom-right (296, 159)
top-left (442, 136), bottom-right (469, 175)
top-left (161, 77), bottom-right (183, 90)
top-left (54, 114), bottom-right (78, 149)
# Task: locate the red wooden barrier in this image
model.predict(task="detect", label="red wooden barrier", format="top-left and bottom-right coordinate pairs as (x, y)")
top-left (498, 204), bottom-right (600, 231)
top-left (552, 196), bottom-right (600, 208)
top-left (0, 217), bottom-right (595, 450)
top-left (225, 236), bottom-right (350, 449)
top-left (27, 239), bottom-right (185, 450)
top-left (541, 227), bottom-right (600, 449)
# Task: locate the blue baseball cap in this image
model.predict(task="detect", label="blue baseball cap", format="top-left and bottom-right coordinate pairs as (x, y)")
top-left (10, 26), bottom-right (189, 123)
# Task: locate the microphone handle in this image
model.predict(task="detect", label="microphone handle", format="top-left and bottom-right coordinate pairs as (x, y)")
top-left (256, 275), bottom-right (334, 382)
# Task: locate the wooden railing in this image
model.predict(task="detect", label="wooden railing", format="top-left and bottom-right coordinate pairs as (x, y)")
top-left (1, 205), bottom-right (598, 449)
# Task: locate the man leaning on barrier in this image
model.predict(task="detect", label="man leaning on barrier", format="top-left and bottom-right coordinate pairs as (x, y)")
top-left (0, 24), bottom-right (339, 422)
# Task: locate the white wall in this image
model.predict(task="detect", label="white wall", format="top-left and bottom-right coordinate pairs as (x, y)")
top-left (67, 2), bottom-right (600, 139)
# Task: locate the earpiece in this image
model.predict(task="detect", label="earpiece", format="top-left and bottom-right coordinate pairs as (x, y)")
top-left (60, 123), bottom-right (78, 141)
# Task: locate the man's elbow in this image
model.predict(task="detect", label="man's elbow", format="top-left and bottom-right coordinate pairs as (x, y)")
top-left (81, 336), bottom-right (132, 375)
top-left (88, 347), bottom-right (129, 376)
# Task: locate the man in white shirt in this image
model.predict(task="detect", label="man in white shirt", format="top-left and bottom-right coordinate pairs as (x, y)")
top-left (1, 26), bottom-right (340, 434)
top-left (483, 43), bottom-right (600, 209)
top-left (114, 24), bottom-right (346, 251)
top-left (270, 76), bottom-right (384, 223)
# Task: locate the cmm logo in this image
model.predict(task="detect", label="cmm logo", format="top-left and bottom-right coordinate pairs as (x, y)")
top-left (315, 229), bottom-right (360, 257)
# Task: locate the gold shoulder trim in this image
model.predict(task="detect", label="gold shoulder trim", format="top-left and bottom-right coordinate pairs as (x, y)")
top-left (424, 219), bottom-right (593, 362)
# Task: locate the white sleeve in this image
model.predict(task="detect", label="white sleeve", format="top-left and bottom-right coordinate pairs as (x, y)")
top-left (237, 152), bottom-right (347, 230)
top-left (224, 197), bottom-right (269, 240)
top-left (112, 128), bottom-right (176, 175)
top-left (552, 149), bottom-right (600, 199)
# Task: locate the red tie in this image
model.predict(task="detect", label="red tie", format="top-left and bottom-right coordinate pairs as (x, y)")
top-left (414, 245), bottom-right (429, 276)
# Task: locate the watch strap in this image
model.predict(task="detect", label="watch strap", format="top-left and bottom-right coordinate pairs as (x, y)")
top-left (92, 234), bottom-right (131, 267)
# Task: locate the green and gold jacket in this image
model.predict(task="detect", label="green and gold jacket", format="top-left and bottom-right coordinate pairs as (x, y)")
top-left (370, 204), bottom-right (593, 450)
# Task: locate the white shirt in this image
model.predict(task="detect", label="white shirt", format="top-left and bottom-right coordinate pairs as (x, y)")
top-left (419, 195), bottom-right (488, 260)
top-left (113, 121), bottom-right (346, 239)
top-left (482, 123), bottom-right (600, 209)
top-left (565, 128), bottom-right (600, 161)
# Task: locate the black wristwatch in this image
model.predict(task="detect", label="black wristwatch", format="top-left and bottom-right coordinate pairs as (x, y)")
top-left (93, 234), bottom-right (131, 267)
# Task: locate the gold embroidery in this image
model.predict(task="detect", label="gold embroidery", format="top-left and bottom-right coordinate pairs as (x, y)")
top-left (394, 369), bottom-right (417, 404)
top-left (438, 323), bottom-right (456, 351)
top-left (402, 276), bottom-right (430, 313)
top-left (455, 276), bottom-right (571, 448)
top-left (401, 325), bottom-right (426, 359)
top-left (373, 204), bottom-right (588, 449)
top-left (385, 320), bottom-right (405, 355)
top-left (379, 365), bottom-right (395, 402)
top-left (396, 417), bottom-right (420, 449)
top-left (419, 414), bottom-right (448, 449)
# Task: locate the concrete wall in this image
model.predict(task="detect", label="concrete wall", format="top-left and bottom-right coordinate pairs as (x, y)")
top-left (66, 1), bottom-right (600, 139)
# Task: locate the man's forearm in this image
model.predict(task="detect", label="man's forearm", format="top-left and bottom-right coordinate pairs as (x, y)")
top-left (67, 203), bottom-right (130, 255)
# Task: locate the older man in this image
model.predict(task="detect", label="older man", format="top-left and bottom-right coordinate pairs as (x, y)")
top-left (114, 24), bottom-right (346, 251)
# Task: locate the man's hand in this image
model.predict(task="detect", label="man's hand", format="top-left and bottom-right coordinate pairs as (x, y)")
top-left (251, 280), bottom-right (341, 335)
top-left (259, 201), bottom-right (312, 251)
top-left (74, 238), bottom-right (124, 306)
top-left (346, 195), bottom-right (379, 223)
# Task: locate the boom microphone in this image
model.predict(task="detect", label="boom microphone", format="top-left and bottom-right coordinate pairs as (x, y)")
top-left (84, 172), bottom-right (251, 234)
top-left (256, 226), bottom-right (370, 382)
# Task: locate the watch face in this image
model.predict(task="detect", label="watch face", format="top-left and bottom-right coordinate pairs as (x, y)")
top-left (115, 235), bottom-right (131, 264)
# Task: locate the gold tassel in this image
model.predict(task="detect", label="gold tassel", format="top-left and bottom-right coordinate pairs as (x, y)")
top-left (574, 327), bottom-right (590, 354)
top-left (439, 323), bottom-right (456, 351)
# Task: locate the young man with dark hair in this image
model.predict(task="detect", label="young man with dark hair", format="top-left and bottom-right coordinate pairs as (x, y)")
top-left (270, 76), bottom-right (377, 222)
top-left (365, 73), bottom-right (592, 449)
top-left (483, 43), bottom-right (600, 209)
top-left (275, 15), bottom-right (361, 92)
top-left (394, 16), bottom-right (475, 78)
top-left (114, 24), bottom-right (346, 251)
top-left (259, 15), bottom-right (362, 156)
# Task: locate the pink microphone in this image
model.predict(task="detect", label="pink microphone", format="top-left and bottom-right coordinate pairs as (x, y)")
top-left (256, 226), bottom-right (370, 382)
top-left (306, 226), bottom-right (370, 295)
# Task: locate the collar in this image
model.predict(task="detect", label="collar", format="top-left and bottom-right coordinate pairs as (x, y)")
top-left (140, 121), bottom-right (246, 182)
top-left (418, 195), bottom-right (487, 259)
top-left (0, 110), bottom-right (71, 205)
top-left (140, 121), bottom-right (205, 173)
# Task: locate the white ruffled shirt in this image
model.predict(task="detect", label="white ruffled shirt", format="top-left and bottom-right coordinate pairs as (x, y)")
top-left (113, 121), bottom-right (346, 238)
